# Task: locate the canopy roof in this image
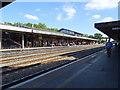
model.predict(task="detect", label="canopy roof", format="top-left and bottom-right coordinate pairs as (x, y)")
top-left (0, 0), bottom-right (15, 8)
top-left (95, 21), bottom-right (120, 41)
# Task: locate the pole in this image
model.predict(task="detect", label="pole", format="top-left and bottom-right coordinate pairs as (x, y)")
top-left (32, 24), bottom-right (34, 47)
top-left (22, 34), bottom-right (25, 48)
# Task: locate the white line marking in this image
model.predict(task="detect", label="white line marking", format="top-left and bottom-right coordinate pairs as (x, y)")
top-left (10, 49), bottom-right (105, 88)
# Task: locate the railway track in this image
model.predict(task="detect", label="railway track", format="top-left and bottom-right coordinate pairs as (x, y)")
top-left (0, 45), bottom-right (94, 67)
top-left (0, 45), bottom-right (105, 89)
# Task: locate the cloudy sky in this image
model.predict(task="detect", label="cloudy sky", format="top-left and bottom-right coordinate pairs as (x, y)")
top-left (1, 0), bottom-right (119, 37)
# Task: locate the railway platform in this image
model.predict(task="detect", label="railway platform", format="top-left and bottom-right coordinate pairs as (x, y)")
top-left (0, 44), bottom-right (101, 52)
top-left (9, 45), bottom-right (119, 88)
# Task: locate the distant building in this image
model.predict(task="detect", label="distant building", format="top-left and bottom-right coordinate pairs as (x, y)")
top-left (58, 28), bottom-right (83, 37)
top-left (0, 24), bottom-right (97, 49)
top-left (0, 1), bottom-right (98, 49)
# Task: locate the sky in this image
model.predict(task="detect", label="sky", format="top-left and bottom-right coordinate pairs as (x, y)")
top-left (0, 0), bottom-right (119, 37)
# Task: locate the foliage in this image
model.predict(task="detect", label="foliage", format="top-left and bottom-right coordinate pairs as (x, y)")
top-left (94, 33), bottom-right (103, 40)
top-left (46, 28), bottom-right (58, 31)
top-left (83, 34), bottom-right (88, 37)
top-left (88, 35), bottom-right (94, 38)
top-left (101, 40), bottom-right (107, 44)
top-left (4, 22), bottom-right (13, 25)
top-left (4, 22), bottom-right (58, 31)
top-left (83, 33), bottom-right (103, 40)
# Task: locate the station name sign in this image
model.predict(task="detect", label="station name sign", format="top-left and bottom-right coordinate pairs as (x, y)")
top-left (112, 27), bottom-right (120, 30)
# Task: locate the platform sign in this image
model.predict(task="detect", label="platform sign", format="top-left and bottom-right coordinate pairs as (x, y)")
top-left (112, 27), bottom-right (120, 30)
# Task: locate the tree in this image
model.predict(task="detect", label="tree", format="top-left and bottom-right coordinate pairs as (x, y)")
top-left (88, 35), bottom-right (94, 38)
top-left (4, 22), bottom-right (58, 31)
top-left (83, 34), bottom-right (88, 37)
top-left (4, 22), bottom-right (13, 25)
top-left (13, 22), bottom-right (22, 26)
top-left (101, 40), bottom-right (107, 44)
top-left (24, 23), bottom-right (32, 27)
top-left (94, 33), bottom-right (103, 40)
top-left (37, 23), bottom-right (47, 29)
top-left (47, 28), bottom-right (58, 31)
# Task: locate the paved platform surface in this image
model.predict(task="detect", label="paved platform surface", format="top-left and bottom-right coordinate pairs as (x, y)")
top-left (10, 46), bottom-right (119, 88)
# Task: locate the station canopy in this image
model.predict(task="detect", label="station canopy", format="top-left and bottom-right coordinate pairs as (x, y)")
top-left (0, 0), bottom-right (15, 8)
top-left (95, 20), bottom-right (120, 41)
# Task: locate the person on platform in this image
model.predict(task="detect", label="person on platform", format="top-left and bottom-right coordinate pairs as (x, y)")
top-left (105, 39), bottom-right (113, 57)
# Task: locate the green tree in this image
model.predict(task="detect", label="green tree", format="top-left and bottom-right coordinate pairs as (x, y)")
top-left (88, 35), bottom-right (94, 38)
top-left (13, 22), bottom-right (22, 26)
top-left (83, 34), bottom-right (88, 37)
top-left (24, 23), bottom-right (33, 27)
top-left (4, 22), bottom-right (13, 25)
top-left (37, 23), bottom-right (47, 29)
top-left (94, 33), bottom-right (103, 40)
top-left (4, 22), bottom-right (58, 31)
top-left (47, 28), bottom-right (58, 31)
top-left (101, 40), bottom-right (107, 44)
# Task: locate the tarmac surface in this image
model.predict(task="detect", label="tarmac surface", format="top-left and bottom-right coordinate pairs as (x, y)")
top-left (10, 46), bottom-right (119, 88)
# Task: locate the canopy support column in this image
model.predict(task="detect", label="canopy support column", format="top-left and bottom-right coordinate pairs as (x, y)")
top-left (22, 34), bottom-right (25, 48)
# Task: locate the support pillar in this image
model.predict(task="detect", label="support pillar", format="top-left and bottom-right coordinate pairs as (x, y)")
top-left (22, 34), bottom-right (25, 48)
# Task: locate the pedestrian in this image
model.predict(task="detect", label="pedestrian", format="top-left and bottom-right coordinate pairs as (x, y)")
top-left (115, 42), bottom-right (117, 47)
top-left (105, 40), bottom-right (113, 57)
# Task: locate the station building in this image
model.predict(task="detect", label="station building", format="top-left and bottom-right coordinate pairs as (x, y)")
top-left (0, 23), bottom-right (97, 49)
top-left (58, 28), bottom-right (83, 37)
top-left (0, 1), bottom-right (98, 49)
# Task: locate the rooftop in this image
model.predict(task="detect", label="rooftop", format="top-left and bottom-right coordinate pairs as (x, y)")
top-left (0, 23), bottom-right (97, 41)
